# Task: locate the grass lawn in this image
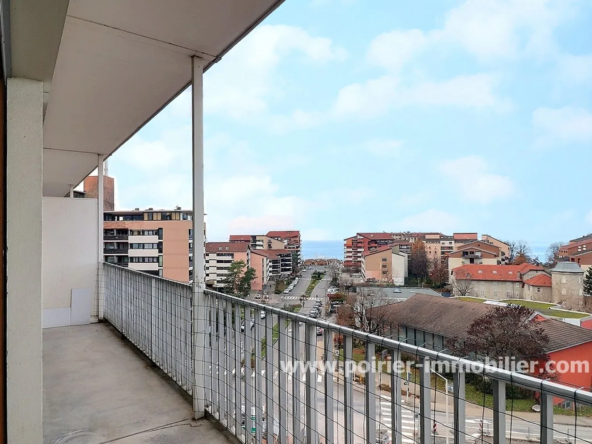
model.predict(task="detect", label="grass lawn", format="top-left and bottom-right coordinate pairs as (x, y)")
top-left (304, 274), bottom-right (324, 297)
top-left (501, 300), bottom-right (590, 319)
top-left (455, 297), bottom-right (487, 303)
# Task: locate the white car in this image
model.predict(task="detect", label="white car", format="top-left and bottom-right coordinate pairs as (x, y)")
top-left (283, 289), bottom-right (289, 294)
top-left (260, 311), bottom-right (266, 319)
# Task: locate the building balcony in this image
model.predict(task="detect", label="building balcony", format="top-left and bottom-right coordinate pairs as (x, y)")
top-left (104, 234), bottom-right (129, 241)
top-left (103, 247), bottom-right (129, 255)
top-left (40, 263), bottom-right (592, 444)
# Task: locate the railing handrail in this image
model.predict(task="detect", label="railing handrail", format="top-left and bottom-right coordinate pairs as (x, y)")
top-left (204, 288), bottom-right (592, 405)
top-left (103, 262), bottom-right (192, 295)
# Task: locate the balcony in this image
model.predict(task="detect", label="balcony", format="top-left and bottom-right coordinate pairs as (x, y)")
top-left (40, 263), bottom-right (592, 444)
top-left (103, 247), bottom-right (129, 255)
top-left (104, 234), bottom-right (129, 241)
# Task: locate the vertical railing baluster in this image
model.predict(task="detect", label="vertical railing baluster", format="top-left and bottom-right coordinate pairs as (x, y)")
top-left (217, 298), bottom-right (225, 421)
top-left (343, 334), bottom-right (353, 444)
top-left (365, 341), bottom-right (376, 444)
top-left (293, 319), bottom-right (302, 444)
top-left (492, 379), bottom-right (506, 444)
top-left (254, 308), bottom-right (262, 444)
top-left (244, 307), bottom-right (253, 441)
top-left (391, 348), bottom-right (402, 444)
top-left (278, 313), bottom-right (288, 444)
top-left (265, 310), bottom-right (274, 444)
top-left (453, 368), bottom-right (466, 444)
top-left (305, 323), bottom-right (317, 444)
top-left (324, 329), bottom-right (334, 444)
top-left (234, 303), bottom-right (242, 437)
top-left (419, 357), bottom-right (431, 444)
top-left (540, 392), bottom-right (553, 444)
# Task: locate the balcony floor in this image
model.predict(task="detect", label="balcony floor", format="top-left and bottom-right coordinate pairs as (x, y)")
top-left (43, 323), bottom-right (235, 444)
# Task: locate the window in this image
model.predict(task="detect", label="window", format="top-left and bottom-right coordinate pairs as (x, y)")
top-left (159, 255), bottom-right (163, 267)
top-left (381, 258), bottom-right (387, 262)
top-left (562, 288), bottom-right (567, 295)
top-left (158, 228), bottom-right (163, 240)
top-left (561, 276), bottom-right (566, 284)
top-left (537, 288), bottom-right (541, 293)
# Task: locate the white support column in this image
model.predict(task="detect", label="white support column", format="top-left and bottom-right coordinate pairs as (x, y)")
top-left (69, 185), bottom-right (74, 198)
top-left (6, 77), bottom-right (44, 443)
top-left (97, 155), bottom-right (105, 320)
top-left (191, 56), bottom-right (206, 419)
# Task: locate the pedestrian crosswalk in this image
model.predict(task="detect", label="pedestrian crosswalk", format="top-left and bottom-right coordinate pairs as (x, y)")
top-left (282, 296), bottom-right (301, 299)
top-left (379, 396), bottom-right (416, 444)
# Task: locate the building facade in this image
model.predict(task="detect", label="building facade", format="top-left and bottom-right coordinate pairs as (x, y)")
top-left (551, 262), bottom-right (585, 309)
top-left (266, 230), bottom-right (302, 264)
top-left (361, 246), bottom-right (408, 285)
top-left (205, 242), bottom-right (250, 289)
top-left (104, 209), bottom-right (193, 283)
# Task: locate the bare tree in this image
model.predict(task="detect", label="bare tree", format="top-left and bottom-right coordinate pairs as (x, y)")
top-left (452, 278), bottom-right (474, 296)
top-left (409, 239), bottom-right (429, 284)
top-left (546, 241), bottom-right (564, 266)
top-left (345, 289), bottom-right (393, 333)
top-left (430, 258), bottom-right (448, 288)
top-left (447, 306), bottom-right (549, 366)
top-left (505, 240), bottom-right (533, 265)
top-left (505, 240), bottom-right (517, 263)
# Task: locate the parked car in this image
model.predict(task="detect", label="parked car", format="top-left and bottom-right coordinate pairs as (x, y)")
top-left (260, 310), bottom-right (266, 319)
top-left (254, 293), bottom-right (261, 299)
top-left (316, 327), bottom-right (324, 336)
top-left (283, 289), bottom-right (290, 294)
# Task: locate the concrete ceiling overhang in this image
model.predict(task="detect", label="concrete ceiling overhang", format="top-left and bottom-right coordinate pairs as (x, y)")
top-left (38, 0), bottom-right (283, 197)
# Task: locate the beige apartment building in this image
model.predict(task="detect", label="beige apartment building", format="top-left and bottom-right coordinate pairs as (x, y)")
top-left (447, 240), bottom-right (503, 274)
top-left (250, 250), bottom-right (272, 292)
top-left (229, 234), bottom-right (284, 250)
top-left (104, 209), bottom-right (193, 283)
top-left (361, 246), bottom-right (408, 285)
top-left (205, 242), bottom-right (250, 290)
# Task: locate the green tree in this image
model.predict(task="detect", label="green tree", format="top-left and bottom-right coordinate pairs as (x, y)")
top-left (221, 260), bottom-right (246, 295)
top-left (584, 267), bottom-right (592, 297)
top-left (238, 266), bottom-right (257, 298)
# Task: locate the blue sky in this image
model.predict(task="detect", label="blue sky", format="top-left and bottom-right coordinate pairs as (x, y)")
top-left (109, 0), bottom-right (592, 247)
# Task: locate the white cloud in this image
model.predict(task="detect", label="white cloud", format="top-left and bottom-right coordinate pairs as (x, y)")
top-left (441, 0), bottom-right (573, 61)
top-left (205, 24), bottom-right (346, 121)
top-left (396, 209), bottom-right (460, 233)
top-left (557, 54), bottom-right (592, 85)
top-left (439, 156), bottom-right (514, 204)
top-left (364, 139), bottom-right (404, 157)
top-left (367, 29), bottom-right (428, 72)
top-left (533, 106), bottom-right (592, 145)
top-left (334, 74), bottom-right (509, 118)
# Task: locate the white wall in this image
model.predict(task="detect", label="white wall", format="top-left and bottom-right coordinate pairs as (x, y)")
top-left (43, 197), bottom-right (99, 327)
top-left (7, 77), bottom-right (44, 444)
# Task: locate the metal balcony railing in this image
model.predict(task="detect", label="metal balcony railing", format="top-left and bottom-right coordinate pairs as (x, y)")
top-left (103, 264), bottom-right (592, 444)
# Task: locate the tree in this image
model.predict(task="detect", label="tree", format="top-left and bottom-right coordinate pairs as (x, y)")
top-left (505, 240), bottom-right (533, 265)
top-left (429, 258), bottom-right (448, 288)
top-left (409, 239), bottom-right (429, 284)
top-left (452, 278), bottom-right (474, 296)
top-left (584, 267), bottom-right (592, 297)
top-left (340, 289), bottom-right (393, 333)
top-left (545, 242), bottom-right (565, 266)
top-left (238, 266), bottom-right (256, 298)
top-left (220, 260), bottom-right (256, 298)
top-left (448, 306), bottom-right (549, 368)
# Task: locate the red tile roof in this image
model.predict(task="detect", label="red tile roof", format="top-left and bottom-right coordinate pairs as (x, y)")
top-left (453, 263), bottom-right (544, 282)
top-left (206, 242), bottom-right (250, 253)
top-left (266, 230), bottom-right (300, 239)
top-left (363, 245), bottom-right (393, 257)
top-left (358, 232), bottom-right (394, 240)
top-left (524, 274), bottom-right (552, 287)
top-left (229, 235), bottom-right (251, 242)
top-left (255, 249), bottom-right (292, 260)
top-left (453, 233), bottom-right (478, 240)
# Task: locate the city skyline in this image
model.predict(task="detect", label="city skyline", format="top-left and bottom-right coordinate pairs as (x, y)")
top-left (108, 0), bottom-right (592, 244)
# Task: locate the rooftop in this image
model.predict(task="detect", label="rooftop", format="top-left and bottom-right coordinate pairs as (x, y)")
top-left (380, 294), bottom-right (592, 352)
top-left (551, 262), bottom-right (585, 274)
top-left (266, 230), bottom-right (300, 239)
top-left (452, 263), bottom-right (544, 281)
top-left (229, 235), bottom-right (252, 242)
top-left (206, 242), bottom-right (250, 253)
top-left (524, 274), bottom-right (552, 287)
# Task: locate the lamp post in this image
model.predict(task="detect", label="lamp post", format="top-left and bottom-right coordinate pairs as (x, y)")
top-left (433, 371), bottom-right (450, 444)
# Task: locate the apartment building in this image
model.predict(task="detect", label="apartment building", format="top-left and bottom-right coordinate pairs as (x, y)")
top-left (266, 230), bottom-right (302, 263)
top-left (344, 231), bottom-right (507, 271)
top-left (250, 250), bottom-right (272, 292)
top-left (361, 246), bottom-right (408, 285)
top-left (104, 209), bottom-right (193, 282)
top-left (229, 234), bottom-right (284, 250)
top-left (258, 250), bottom-right (294, 278)
top-left (205, 242), bottom-right (250, 290)
top-left (447, 240), bottom-right (504, 273)
top-left (559, 236), bottom-right (592, 272)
